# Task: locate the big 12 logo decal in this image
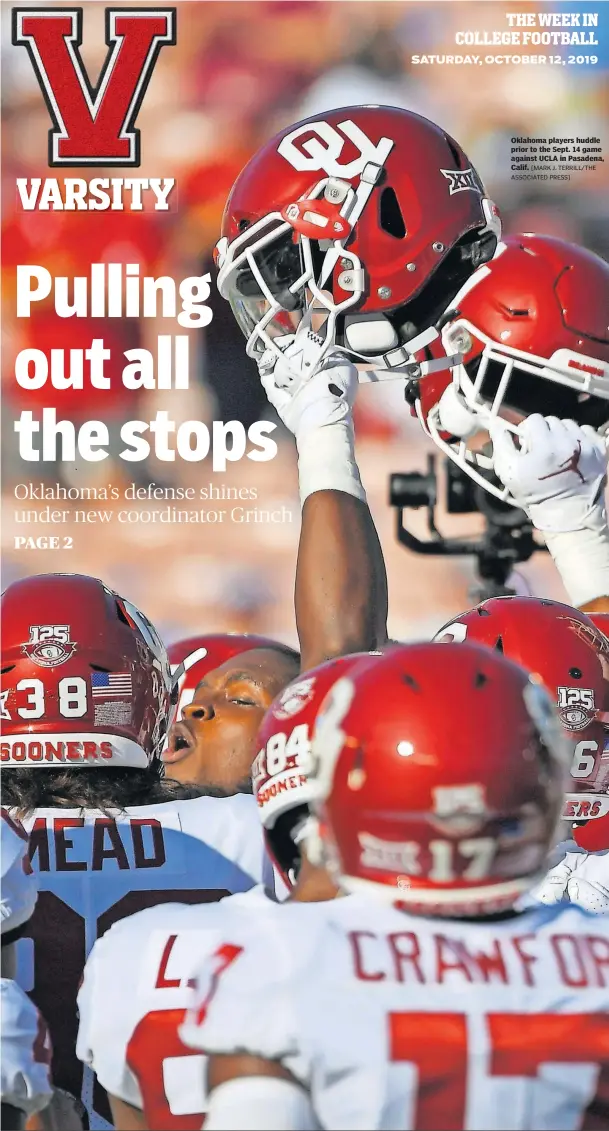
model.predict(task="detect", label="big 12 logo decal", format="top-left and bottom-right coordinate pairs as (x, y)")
top-left (12, 7), bottom-right (176, 166)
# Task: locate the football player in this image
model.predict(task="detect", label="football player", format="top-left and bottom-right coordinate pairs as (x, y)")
top-left (159, 104), bottom-right (498, 796)
top-left (1, 809), bottom-right (52, 1130)
top-left (414, 234), bottom-right (609, 613)
top-left (2, 318), bottom-right (392, 1127)
top-left (76, 655), bottom-right (377, 1130)
top-left (167, 633), bottom-right (289, 722)
top-left (182, 642), bottom-right (609, 1130)
top-left (434, 596), bottom-right (609, 911)
top-left (537, 609), bottom-right (609, 910)
top-left (160, 340), bottom-right (390, 793)
top-left (163, 633), bottom-right (303, 790)
top-left (0, 576), bottom-right (275, 1130)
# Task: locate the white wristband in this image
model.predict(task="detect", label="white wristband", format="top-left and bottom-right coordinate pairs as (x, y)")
top-left (543, 524), bottom-right (609, 607)
top-left (296, 421), bottom-right (366, 506)
top-left (206, 1076), bottom-right (317, 1131)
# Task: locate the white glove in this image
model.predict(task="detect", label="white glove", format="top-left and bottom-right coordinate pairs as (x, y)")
top-left (489, 414), bottom-right (607, 533)
top-left (490, 415), bottom-right (609, 605)
top-left (533, 848), bottom-right (609, 914)
top-left (566, 873), bottom-right (609, 913)
top-left (531, 858), bottom-right (572, 906)
top-left (260, 351), bottom-right (365, 505)
top-left (260, 353), bottom-right (357, 442)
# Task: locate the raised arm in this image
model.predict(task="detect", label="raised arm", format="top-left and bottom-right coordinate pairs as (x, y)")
top-left (296, 489), bottom-right (387, 669)
top-left (261, 354), bottom-right (388, 670)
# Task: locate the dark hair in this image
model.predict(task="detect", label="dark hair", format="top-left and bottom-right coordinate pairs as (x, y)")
top-left (2, 758), bottom-right (202, 819)
top-left (269, 643), bottom-right (300, 662)
top-left (269, 643), bottom-right (300, 676)
top-left (229, 643), bottom-right (299, 684)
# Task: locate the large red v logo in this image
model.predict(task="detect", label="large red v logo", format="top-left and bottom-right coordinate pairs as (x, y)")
top-left (12, 7), bottom-right (176, 167)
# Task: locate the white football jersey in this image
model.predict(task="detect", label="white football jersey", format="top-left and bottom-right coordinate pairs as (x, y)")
top-left (532, 840), bottom-right (609, 913)
top-left (182, 896), bottom-right (609, 1131)
top-left (77, 886), bottom-right (277, 1131)
top-left (1, 810), bottom-right (37, 937)
top-left (0, 978), bottom-right (52, 1116)
top-left (15, 794), bottom-right (272, 1130)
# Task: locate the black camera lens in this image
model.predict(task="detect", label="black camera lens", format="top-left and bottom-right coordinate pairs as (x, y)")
top-left (389, 470), bottom-right (436, 510)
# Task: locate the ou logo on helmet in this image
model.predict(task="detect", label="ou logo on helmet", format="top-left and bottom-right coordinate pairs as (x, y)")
top-left (277, 118), bottom-right (394, 179)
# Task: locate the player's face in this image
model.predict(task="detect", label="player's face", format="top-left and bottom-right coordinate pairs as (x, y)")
top-left (162, 648), bottom-right (296, 793)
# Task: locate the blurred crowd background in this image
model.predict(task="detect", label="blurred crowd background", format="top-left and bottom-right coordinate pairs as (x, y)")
top-left (2, 0), bottom-right (608, 644)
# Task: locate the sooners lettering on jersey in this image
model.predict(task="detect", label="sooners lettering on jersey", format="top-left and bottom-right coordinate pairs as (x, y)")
top-left (14, 795), bottom-right (270, 1131)
top-left (0, 979), bottom-right (52, 1117)
top-left (77, 889), bottom-right (273, 1131)
top-left (181, 896), bottom-right (609, 1131)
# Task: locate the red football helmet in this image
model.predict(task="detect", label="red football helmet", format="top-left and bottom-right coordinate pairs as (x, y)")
top-left (252, 652), bottom-right (380, 885)
top-left (168, 633), bottom-right (287, 722)
top-left (309, 642), bottom-right (566, 915)
top-left (215, 105), bottom-right (499, 380)
top-left (561, 610), bottom-right (609, 851)
top-left (1, 575), bottom-right (172, 770)
top-left (435, 596), bottom-right (609, 825)
top-left (416, 234), bottom-right (609, 502)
